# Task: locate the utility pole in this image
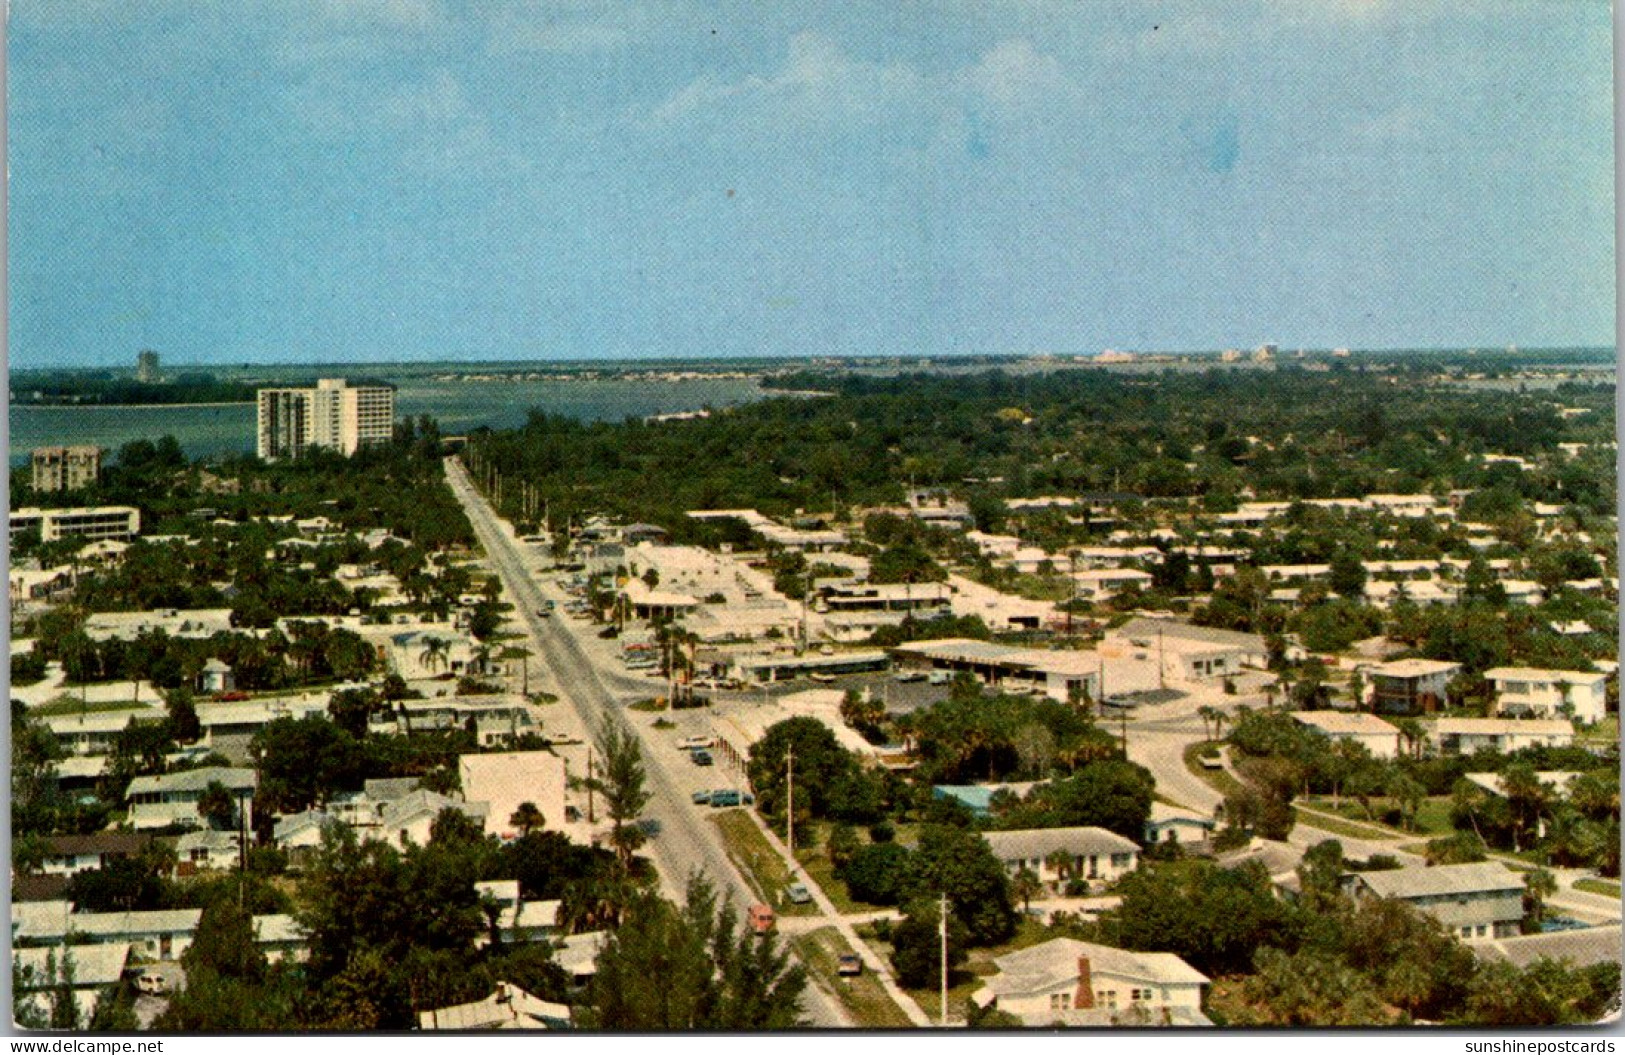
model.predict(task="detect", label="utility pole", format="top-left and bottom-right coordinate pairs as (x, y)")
top-left (939, 891), bottom-right (950, 1027)
top-left (786, 743), bottom-right (795, 862)
top-left (586, 747), bottom-right (596, 823)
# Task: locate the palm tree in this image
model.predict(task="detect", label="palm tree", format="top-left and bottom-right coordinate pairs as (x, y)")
top-left (1012, 867), bottom-right (1043, 915)
top-left (1521, 868), bottom-right (1557, 934)
top-left (417, 636), bottom-right (451, 676)
top-left (1197, 705), bottom-right (1221, 742)
top-left (500, 645), bottom-right (533, 696)
top-left (1044, 850), bottom-right (1075, 892)
top-left (509, 801), bottom-right (546, 837)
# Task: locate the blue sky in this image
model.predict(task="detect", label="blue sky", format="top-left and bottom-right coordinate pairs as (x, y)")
top-left (7, 1), bottom-right (1615, 368)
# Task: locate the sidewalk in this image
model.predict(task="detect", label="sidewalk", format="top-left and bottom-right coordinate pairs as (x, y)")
top-left (742, 808), bottom-right (934, 1027)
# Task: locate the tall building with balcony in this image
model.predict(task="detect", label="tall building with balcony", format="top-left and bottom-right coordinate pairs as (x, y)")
top-left (136, 349), bottom-right (161, 383)
top-left (256, 379), bottom-right (396, 461)
top-left (31, 446), bottom-right (102, 492)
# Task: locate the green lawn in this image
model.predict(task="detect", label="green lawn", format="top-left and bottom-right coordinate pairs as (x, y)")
top-left (1292, 805), bottom-right (1393, 841)
top-left (1182, 742), bottom-right (1245, 797)
top-left (1298, 796), bottom-right (1455, 838)
top-left (709, 810), bottom-right (817, 916)
top-left (879, 915), bottom-right (1053, 1025)
top-left (789, 927), bottom-right (915, 1029)
top-left (30, 696), bottom-right (149, 716)
top-left (1574, 878), bottom-right (1621, 899)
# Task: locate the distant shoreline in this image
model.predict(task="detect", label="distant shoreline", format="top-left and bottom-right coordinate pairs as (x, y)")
top-left (11, 400), bottom-right (255, 410)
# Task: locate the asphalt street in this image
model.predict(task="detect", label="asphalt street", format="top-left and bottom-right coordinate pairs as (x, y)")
top-left (443, 457), bottom-right (849, 1027)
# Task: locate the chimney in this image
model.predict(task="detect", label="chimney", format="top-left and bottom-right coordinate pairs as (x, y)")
top-left (1073, 956), bottom-right (1095, 1009)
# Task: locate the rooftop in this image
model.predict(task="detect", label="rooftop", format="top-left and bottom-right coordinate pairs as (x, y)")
top-left (981, 938), bottom-right (1208, 1002)
top-left (1433, 718), bottom-right (1575, 736)
top-left (1354, 861), bottom-right (1524, 900)
top-left (1290, 711), bottom-right (1400, 736)
top-left (983, 826), bottom-right (1140, 861)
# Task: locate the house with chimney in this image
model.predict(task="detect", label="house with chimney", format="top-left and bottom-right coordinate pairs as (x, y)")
top-left (972, 938), bottom-right (1210, 1026)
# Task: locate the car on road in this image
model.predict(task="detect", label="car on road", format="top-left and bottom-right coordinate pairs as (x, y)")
top-left (691, 750), bottom-right (714, 767)
top-left (543, 732), bottom-right (584, 746)
top-left (677, 735), bottom-right (715, 750)
top-left (893, 670), bottom-right (926, 683)
top-left (708, 789), bottom-right (754, 807)
top-left (785, 882), bottom-right (813, 905)
top-left (837, 953), bottom-right (864, 977)
top-left (691, 790), bottom-right (713, 805)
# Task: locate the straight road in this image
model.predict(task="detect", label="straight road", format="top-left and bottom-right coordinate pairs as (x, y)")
top-left (443, 457), bottom-right (850, 1028)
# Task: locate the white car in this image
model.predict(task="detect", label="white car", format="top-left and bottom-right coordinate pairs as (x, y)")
top-left (136, 972), bottom-right (170, 996)
top-left (677, 735), bottom-right (715, 750)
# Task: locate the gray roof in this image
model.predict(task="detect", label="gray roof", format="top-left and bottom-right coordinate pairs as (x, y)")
top-left (126, 766), bottom-right (257, 797)
top-left (1114, 617), bottom-right (1266, 652)
top-left (984, 826), bottom-right (1139, 862)
top-left (1147, 802), bottom-right (1215, 827)
top-left (379, 789), bottom-right (487, 830)
top-left (1355, 861), bottom-right (1524, 900)
top-left (983, 938), bottom-right (1208, 1001)
top-left (362, 776), bottom-right (423, 802)
top-left (14, 943), bottom-right (132, 989)
top-left (1475, 925), bottom-right (1622, 970)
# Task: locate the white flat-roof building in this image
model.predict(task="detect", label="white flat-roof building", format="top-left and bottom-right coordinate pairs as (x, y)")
top-left (1290, 711), bottom-right (1403, 760)
top-left (1360, 658), bottom-right (1460, 715)
top-left (458, 751), bottom-right (569, 841)
top-left (890, 638), bottom-right (1100, 703)
top-left (257, 378), bottom-right (395, 461)
top-left (1431, 718), bottom-right (1575, 755)
top-left (1484, 667), bottom-right (1609, 723)
top-left (10, 506), bottom-right (140, 542)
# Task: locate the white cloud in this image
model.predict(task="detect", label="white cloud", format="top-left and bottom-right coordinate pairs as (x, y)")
top-left (959, 39), bottom-right (1075, 107)
top-left (647, 31), bottom-right (925, 126)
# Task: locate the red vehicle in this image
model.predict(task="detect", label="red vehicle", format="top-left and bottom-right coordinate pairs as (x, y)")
top-left (747, 903), bottom-right (776, 937)
top-left (211, 691), bottom-right (250, 702)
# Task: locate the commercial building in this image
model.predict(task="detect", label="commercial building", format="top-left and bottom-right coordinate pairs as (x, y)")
top-left (10, 506), bottom-right (140, 542)
top-left (256, 378), bottom-right (395, 461)
top-left (889, 638), bottom-right (1100, 703)
top-left (1102, 618), bottom-right (1273, 681)
top-left (31, 446), bottom-right (101, 492)
top-left (458, 751), bottom-right (569, 840)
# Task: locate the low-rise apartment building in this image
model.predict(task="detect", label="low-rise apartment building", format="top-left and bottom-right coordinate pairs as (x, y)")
top-left (1483, 667), bottom-right (1609, 724)
top-left (1346, 861), bottom-right (1525, 941)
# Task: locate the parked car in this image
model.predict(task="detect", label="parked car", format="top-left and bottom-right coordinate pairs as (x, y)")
top-left (136, 971), bottom-right (170, 996)
top-left (892, 670), bottom-right (925, 683)
top-left (691, 790), bottom-right (713, 805)
top-left (927, 670), bottom-right (951, 685)
top-left (809, 672), bottom-right (836, 684)
top-left (837, 954), bottom-right (864, 977)
top-left (536, 608), bottom-right (552, 618)
top-left (748, 903), bottom-right (776, 936)
top-left (785, 882), bottom-right (813, 905)
top-left (708, 789), bottom-right (754, 808)
top-left (677, 735), bottom-right (715, 750)
top-left (691, 750), bottom-right (714, 767)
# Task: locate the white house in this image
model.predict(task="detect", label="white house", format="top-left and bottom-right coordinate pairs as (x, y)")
top-left (36, 833), bottom-right (152, 877)
top-left (1484, 667), bottom-right (1609, 724)
top-left (1290, 711), bottom-right (1403, 760)
top-left (983, 827), bottom-right (1139, 890)
top-left (418, 982), bottom-right (572, 1030)
top-left (13, 943), bottom-right (132, 1026)
top-left (175, 829), bottom-right (242, 872)
top-left (1431, 718), bottom-right (1576, 755)
top-left (1143, 803), bottom-right (1217, 847)
top-left (972, 938), bottom-right (1210, 1026)
top-left (125, 767), bottom-right (257, 831)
